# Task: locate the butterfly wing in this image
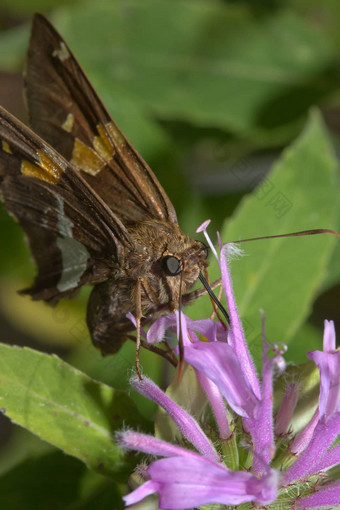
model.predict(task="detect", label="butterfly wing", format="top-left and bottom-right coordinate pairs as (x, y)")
top-left (25, 14), bottom-right (178, 226)
top-left (0, 106), bottom-right (131, 302)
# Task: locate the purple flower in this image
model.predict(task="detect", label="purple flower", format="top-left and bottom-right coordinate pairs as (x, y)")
top-left (122, 445), bottom-right (278, 509)
top-left (118, 376), bottom-right (278, 509)
top-left (120, 225), bottom-right (340, 509)
top-left (284, 320), bottom-right (340, 488)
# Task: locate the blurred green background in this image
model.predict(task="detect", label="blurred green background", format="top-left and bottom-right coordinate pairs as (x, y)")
top-left (0, 0), bottom-right (340, 507)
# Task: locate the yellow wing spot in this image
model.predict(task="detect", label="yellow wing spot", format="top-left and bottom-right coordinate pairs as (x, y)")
top-left (39, 151), bottom-right (64, 180)
top-left (52, 41), bottom-right (70, 62)
top-left (93, 123), bottom-right (115, 162)
top-left (72, 138), bottom-right (103, 176)
top-left (105, 122), bottom-right (125, 147)
top-left (21, 151), bottom-right (64, 184)
top-left (61, 113), bottom-right (74, 133)
top-left (21, 160), bottom-right (56, 183)
top-left (2, 140), bottom-right (12, 154)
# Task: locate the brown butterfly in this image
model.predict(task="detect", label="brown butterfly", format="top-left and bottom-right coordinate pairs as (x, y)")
top-left (0, 14), bottom-right (220, 371)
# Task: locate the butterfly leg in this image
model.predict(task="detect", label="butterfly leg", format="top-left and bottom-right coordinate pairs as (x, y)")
top-left (135, 277), bottom-right (143, 380)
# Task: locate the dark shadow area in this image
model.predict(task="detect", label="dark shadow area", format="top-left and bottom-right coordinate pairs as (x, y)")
top-left (255, 64), bottom-right (340, 129)
top-left (0, 450), bottom-right (123, 510)
top-left (310, 283), bottom-right (340, 347)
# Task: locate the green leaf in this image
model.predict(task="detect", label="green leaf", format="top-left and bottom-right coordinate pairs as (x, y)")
top-left (0, 344), bottom-right (147, 477)
top-left (190, 110), bottom-right (338, 362)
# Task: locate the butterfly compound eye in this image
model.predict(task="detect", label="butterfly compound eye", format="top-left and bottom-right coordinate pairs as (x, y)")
top-left (161, 255), bottom-right (181, 276)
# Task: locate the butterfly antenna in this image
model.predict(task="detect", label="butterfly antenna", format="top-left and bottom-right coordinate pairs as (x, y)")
top-left (231, 228), bottom-right (340, 244)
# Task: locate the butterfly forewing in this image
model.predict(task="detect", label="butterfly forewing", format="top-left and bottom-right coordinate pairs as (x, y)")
top-left (0, 106), bottom-right (131, 301)
top-left (25, 14), bottom-right (178, 225)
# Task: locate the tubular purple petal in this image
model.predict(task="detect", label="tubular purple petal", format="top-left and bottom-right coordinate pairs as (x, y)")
top-left (183, 340), bottom-right (259, 417)
top-left (307, 323), bottom-right (340, 420)
top-left (308, 349), bottom-right (340, 419)
top-left (312, 443), bottom-right (340, 473)
top-left (322, 319), bottom-right (336, 352)
top-left (196, 371), bottom-right (231, 439)
top-left (297, 481), bottom-right (340, 508)
top-left (290, 408), bottom-right (319, 455)
top-left (307, 319), bottom-right (340, 420)
top-left (117, 430), bottom-right (199, 459)
top-left (125, 456), bottom-right (278, 509)
top-left (147, 315), bottom-right (177, 344)
top-left (183, 315), bottom-right (226, 342)
top-left (247, 354), bottom-right (279, 473)
top-left (130, 375), bottom-right (220, 463)
top-left (275, 383), bottom-right (299, 436)
top-left (123, 480), bottom-right (160, 506)
top-left (147, 312), bottom-right (222, 345)
top-left (284, 413), bottom-right (340, 484)
top-left (220, 245), bottom-right (261, 399)
top-left (176, 309), bottom-right (198, 347)
top-left (248, 317), bottom-right (283, 471)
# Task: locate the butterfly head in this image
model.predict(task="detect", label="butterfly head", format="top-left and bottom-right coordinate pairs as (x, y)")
top-left (157, 237), bottom-right (209, 312)
top-left (127, 221), bottom-right (209, 313)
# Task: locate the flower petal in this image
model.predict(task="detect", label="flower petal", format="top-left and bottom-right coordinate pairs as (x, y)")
top-left (118, 430), bottom-right (199, 459)
top-left (147, 315), bottom-right (177, 344)
top-left (312, 443), bottom-right (340, 473)
top-left (322, 319), bottom-right (336, 352)
top-left (131, 375), bottom-right (220, 463)
top-left (284, 412), bottom-right (340, 484)
top-left (183, 340), bottom-right (259, 418)
top-left (298, 481), bottom-right (340, 508)
top-left (308, 321), bottom-right (340, 420)
top-left (123, 480), bottom-right (160, 506)
top-left (197, 371), bottom-right (231, 439)
top-left (220, 245), bottom-right (261, 399)
top-left (290, 408), bottom-right (319, 455)
top-left (245, 355), bottom-right (278, 473)
top-left (127, 456), bottom-right (278, 509)
top-left (275, 383), bottom-right (299, 436)
top-left (147, 312), bottom-right (226, 346)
